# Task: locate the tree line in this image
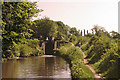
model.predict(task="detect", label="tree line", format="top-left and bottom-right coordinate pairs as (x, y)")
top-left (2, 1), bottom-right (120, 60)
top-left (1, 2), bottom-right (82, 59)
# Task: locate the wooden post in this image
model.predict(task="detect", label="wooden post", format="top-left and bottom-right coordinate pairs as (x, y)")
top-left (54, 41), bottom-right (57, 49)
top-left (42, 41), bottom-right (45, 55)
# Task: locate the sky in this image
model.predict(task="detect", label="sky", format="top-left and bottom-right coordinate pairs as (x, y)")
top-left (31, 0), bottom-right (119, 33)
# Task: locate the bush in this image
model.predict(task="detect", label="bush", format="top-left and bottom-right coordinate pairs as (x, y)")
top-left (69, 35), bottom-right (77, 45)
top-left (19, 44), bottom-right (32, 57)
top-left (2, 39), bottom-right (43, 59)
top-left (2, 50), bottom-right (15, 58)
top-left (32, 47), bottom-right (43, 56)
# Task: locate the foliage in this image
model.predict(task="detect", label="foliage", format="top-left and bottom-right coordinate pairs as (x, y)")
top-left (31, 19), bottom-right (70, 40)
top-left (110, 31), bottom-right (120, 39)
top-left (2, 39), bottom-right (43, 58)
top-left (55, 21), bottom-right (69, 40)
top-left (55, 44), bottom-right (95, 79)
top-left (69, 34), bottom-right (77, 45)
top-left (85, 33), bottom-right (93, 37)
top-left (69, 27), bottom-right (79, 36)
top-left (2, 2), bottom-right (44, 59)
top-left (91, 25), bottom-right (106, 34)
top-left (77, 36), bottom-right (90, 45)
top-left (30, 17), bottom-right (58, 39)
top-left (2, 2), bottom-right (41, 51)
top-left (81, 31), bottom-right (120, 78)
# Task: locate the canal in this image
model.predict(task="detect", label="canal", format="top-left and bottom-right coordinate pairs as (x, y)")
top-left (2, 55), bottom-right (71, 80)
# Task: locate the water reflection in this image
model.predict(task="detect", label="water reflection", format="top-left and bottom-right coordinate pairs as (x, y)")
top-left (2, 55), bottom-right (71, 80)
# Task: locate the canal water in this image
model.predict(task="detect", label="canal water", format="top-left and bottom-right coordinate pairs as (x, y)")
top-left (2, 55), bottom-right (71, 80)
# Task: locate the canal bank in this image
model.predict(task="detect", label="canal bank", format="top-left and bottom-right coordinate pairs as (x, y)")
top-left (54, 44), bottom-right (95, 80)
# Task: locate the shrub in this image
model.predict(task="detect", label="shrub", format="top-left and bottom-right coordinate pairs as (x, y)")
top-left (19, 44), bottom-right (32, 57)
top-left (2, 39), bottom-right (43, 59)
top-left (2, 50), bottom-right (15, 58)
top-left (32, 47), bottom-right (43, 56)
top-left (69, 35), bottom-right (77, 45)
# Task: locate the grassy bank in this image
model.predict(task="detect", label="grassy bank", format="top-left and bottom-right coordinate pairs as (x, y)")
top-left (2, 39), bottom-right (43, 60)
top-left (54, 43), bottom-right (95, 79)
top-left (81, 34), bottom-right (120, 79)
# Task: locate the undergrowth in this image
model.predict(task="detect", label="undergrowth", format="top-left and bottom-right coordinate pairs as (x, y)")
top-left (2, 39), bottom-right (43, 59)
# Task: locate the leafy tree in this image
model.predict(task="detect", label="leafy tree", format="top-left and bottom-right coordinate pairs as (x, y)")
top-left (56, 21), bottom-right (68, 35)
top-left (69, 27), bottom-right (79, 36)
top-left (31, 17), bottom-right (58, 40)
top-left (2, 2), bottom-right (41, 50)
top-left (55, 21), bottom-right (69, 40)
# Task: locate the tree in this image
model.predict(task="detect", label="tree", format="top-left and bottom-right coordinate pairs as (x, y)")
top-left (31, 17), bottom-right (58, 40)
top-left (69, 27), bottom-right (79, 36)
top-left (2, 2), bottom-right (41, 50)
top-left (110, 31), bottom-right (120, 39)
top-left (91, 25), bottom-right (106, 34)
top-left (55, 21), bottom-right (69, 40)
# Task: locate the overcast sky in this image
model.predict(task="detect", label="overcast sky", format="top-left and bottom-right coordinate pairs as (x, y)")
top-left (31, 0), bottom-right (119, 33)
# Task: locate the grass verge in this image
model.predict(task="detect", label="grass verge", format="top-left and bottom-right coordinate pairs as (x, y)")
top-left (54, 43), bottom-right (95, 80)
